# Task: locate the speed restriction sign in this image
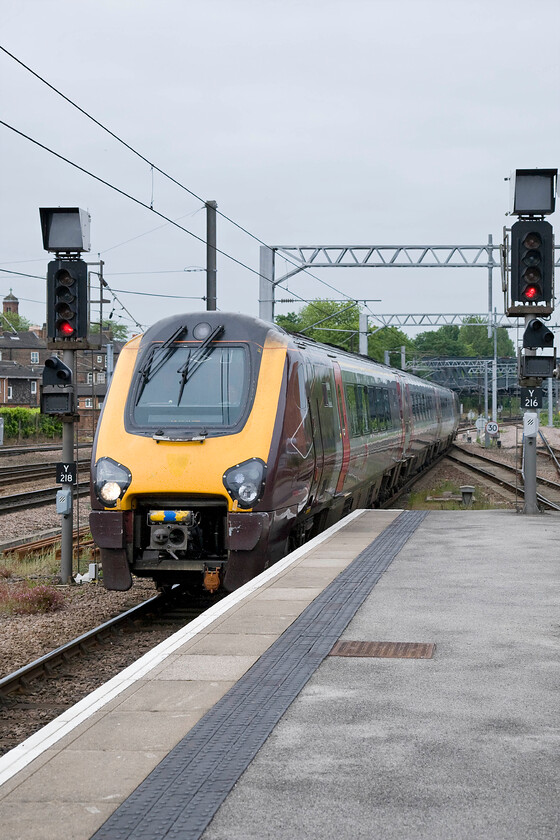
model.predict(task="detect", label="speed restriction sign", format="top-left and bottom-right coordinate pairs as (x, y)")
top-left (485, 421), bottom-right (499, 437)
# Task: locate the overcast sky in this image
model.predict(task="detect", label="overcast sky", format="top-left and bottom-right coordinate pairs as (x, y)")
top-left (1, 0), bottom-right (559, 337)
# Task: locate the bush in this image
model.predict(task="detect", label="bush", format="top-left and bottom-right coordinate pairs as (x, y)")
top-left (0, 582), bottom-right (66, 615)
top-left (0, 407), bottom-right (62, 440)
top-left (539, 411), bottom-right (560, 428)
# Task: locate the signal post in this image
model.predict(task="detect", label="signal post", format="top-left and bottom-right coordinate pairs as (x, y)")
top-left (504, 169), bottom-right (557, 515)
top-left (39, 208), bottom-right (91, 583)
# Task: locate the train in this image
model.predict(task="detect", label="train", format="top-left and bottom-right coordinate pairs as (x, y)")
top-left (89, 312), bottom-right (459, 593)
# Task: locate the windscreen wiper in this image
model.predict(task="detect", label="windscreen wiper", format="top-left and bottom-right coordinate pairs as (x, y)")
top-left (176, 324), bottom-right (224, 405)
top-left (136, 325), bottom-right (188, 404)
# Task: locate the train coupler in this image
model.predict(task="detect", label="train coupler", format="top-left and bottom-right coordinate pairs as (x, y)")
top-left (203, 566), bottom-right (221, 593)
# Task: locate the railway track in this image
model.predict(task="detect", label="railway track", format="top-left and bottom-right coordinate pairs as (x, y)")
top-left (0, 590), bottom-right (172, 700)
top-left (382, 450), bottom-right (449, 508)
top-left (0, 460), bottom-right (90, 486)
top-left (447, 443), bottom-right (560, 510)
top-left (0, 586), bottom-right (219, 755)
top-left (0, 442), bottom-right (91, 457)
top-left (0, 480), bottom-right (90, 513)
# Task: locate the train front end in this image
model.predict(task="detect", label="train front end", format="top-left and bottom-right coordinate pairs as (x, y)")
top-left (89, 313), bottom-right (287, 593)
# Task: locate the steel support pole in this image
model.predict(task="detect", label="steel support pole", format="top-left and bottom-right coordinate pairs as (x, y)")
top-left (484, 360), bottom-right (489, 420)
top-left (523, 432), bottom-right (539, 514)
top-left (548, 377), bottom-right (553, 426)
top-left (484, 360), bottom-right (489, 447)
top-left (60, 348), bottom-right (74, 584)
top-left (206, 201), bottom-right (217, 311)
top-left (487, 233), bottom-right (493, 339)
top-left (492, 309), bottom-right (498, 422)
top-left (259, 246), bottom-right (275, 322)
top-left (358, 313), bottom-right (368, 356)
top-left (522, 314), bottom-right (539, 514)
top-left (106, 343), bottom-right (114, 383)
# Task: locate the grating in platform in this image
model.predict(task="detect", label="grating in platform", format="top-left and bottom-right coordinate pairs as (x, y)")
top-left (329, 640), bottom-right (435, 658)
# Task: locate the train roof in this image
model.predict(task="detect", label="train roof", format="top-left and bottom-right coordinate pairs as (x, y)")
top-left (135, 312), bottom-right (456, 397)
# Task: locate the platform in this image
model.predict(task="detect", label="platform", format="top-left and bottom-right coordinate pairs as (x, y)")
top-left (0, 508), bottom-right (558, 839)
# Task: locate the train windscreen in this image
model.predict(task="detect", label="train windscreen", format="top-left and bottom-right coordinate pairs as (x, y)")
top-left (133, 345), bottom-right (249, 428)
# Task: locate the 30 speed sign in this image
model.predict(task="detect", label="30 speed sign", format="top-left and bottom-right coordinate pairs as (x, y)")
top-left (485, 421), bottom-right (499, 437)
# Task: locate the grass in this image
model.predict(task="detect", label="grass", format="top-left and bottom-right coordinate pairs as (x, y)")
top-left (0, 540), bottom-right (96, 616)
top-left (0, 549), bottom-right (61, 581)
top-left (0, 580), bottom-right (66, 615)
top-left (406, 479), bottom-right (503, 511)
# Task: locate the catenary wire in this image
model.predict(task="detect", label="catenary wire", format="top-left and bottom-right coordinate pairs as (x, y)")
top-left (0, 119), bottom-right (267, 280)
top-left (0, 123), bottom-right (342, 325)
top-left (0, 46), bottom-right (358, 309)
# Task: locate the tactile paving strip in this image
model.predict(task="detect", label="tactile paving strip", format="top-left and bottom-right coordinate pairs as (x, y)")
top-left (92, 509), bottom-right (427, 840)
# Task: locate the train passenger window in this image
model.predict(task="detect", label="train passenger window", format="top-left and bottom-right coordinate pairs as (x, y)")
top-left (344, 384), bottom-right (358, 436)
top-left (367, 385), bottom-right (391, 432)
top-left (352, 385), bottom-right (368, 436)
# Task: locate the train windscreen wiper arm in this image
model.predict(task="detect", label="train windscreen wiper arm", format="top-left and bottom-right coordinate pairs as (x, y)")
top-left (176, 324), bottom-right (224, 405)
top-left (136, 325), bottom-right (188, 403)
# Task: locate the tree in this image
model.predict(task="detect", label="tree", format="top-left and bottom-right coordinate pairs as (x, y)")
top-left (275, 300), bottom-right (414, 366)
top-left (412, 319), bottom-right (515, 359)
top-left (413, 325), bottom-right (466, 357)
top-left (458, 317), bottom-right (515, 357)
top-left (1, 311), bottom-right (31, 332)
top-left (89, 319), bottom-right (129, 341)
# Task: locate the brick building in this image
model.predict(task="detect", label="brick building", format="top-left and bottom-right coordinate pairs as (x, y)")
top-left (0, 291), bottom-right (124, 420)
top-left (0, 361), bottom-right (40, 407)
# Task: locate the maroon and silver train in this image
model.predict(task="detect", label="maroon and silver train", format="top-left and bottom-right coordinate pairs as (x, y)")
top-left (90, 313), bottom-right (459, 593)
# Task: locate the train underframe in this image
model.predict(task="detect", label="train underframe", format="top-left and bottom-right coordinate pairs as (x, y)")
top-left (91, 433), bottom-right (454, 593)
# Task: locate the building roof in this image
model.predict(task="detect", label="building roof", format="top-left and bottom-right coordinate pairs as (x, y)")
top-left (0, 361), bottom-right (41, 380)
top-left (0, 330), bottom-right (45, 349)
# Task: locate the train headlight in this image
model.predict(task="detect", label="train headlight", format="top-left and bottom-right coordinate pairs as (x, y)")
top-left (223, 458), bottom-right (266, 509)
top-left (94, 457), bottom-right (132, 507)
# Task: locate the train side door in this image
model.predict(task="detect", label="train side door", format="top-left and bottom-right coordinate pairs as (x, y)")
top-left (306, 368), bottom-right (325, 505)
top-left (333, 362), bottom-right (350, 494)
top-left (396, 377), bottom-right (412, 457)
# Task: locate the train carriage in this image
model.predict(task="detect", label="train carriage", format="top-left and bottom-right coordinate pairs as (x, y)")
top-left (90, 312), bottom-right (458, 593)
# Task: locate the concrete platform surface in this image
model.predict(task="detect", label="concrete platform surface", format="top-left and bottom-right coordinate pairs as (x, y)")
top-left (201, 510), bottom-right (559, 840)
top-left (0, 509), bottom-right (558, 840)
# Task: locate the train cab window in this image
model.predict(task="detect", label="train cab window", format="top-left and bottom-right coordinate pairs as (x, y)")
top-left (322, 381), bottom-right (333, 407)
top-left (133, 345), bottom-right (250, 428)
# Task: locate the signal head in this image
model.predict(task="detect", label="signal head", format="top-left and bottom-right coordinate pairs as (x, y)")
top-left (46, 258), bottom-right (88, 342)
top-left (508, 220), bottom-right (554, 315)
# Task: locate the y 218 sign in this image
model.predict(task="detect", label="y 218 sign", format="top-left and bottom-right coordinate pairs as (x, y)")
top-left (520, 387), bottom-right (542, 409)
top-left (56, 462), bottom-right (77, 484)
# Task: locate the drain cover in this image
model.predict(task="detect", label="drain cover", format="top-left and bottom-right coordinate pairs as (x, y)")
top-left (329, 641), bottom-right (435, 659)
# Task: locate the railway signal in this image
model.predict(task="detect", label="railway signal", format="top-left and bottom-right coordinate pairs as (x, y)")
top-left (40, 207), bottom-right (92, 585)
top-left (523, 319), bottom-right (554, 349)
top-left (41, 356), bottom-right (75, 416)
top-left (46, 258), bottom-right (88, 343)
top-left (507, 169), bottom-right (557, 515)
top-left (509, 220), bottom-right (554, 312)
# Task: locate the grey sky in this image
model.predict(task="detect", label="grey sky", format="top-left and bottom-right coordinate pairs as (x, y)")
top-left (1, 0), bottom-right (559, 335)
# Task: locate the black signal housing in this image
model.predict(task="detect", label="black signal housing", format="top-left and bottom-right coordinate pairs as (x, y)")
top-left (509, 220), bottom-right (554, 315)
top-left (46, 259), bottom-right (88, 342)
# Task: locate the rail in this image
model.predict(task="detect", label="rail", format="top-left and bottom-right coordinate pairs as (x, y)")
top-left (0, 591), bottom-right (167, 701)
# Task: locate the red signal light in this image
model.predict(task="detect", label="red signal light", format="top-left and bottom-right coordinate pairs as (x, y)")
top-left (58, 320), bottom-right (75, 337)
top-left (523, 285), bottom-right (538, 301)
